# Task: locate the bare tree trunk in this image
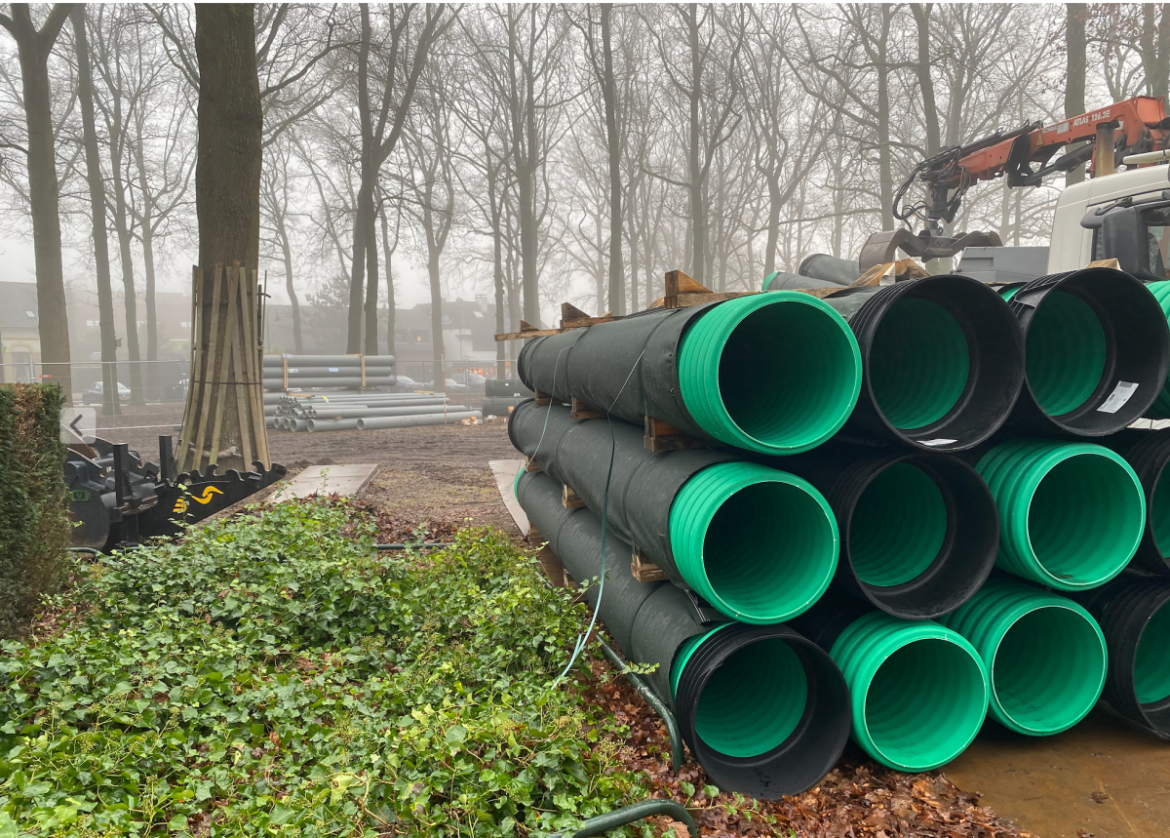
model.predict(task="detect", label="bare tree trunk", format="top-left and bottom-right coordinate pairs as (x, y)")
top-left (362, 195), bottom-right (379, 355)
top-left (686, 4), bottom-right (705, 283)
top-left (276, 217), bottom-right (302, 353)
top-left (183, 3), bottom-right (267, 472)
top-left (912, 4), bottom-right (941, 158)
top-left (600, 4), bottom-right (625, 315)
top-left (347, 6), bottom-right (373, 353)
top-left (875, 9), bottom-right (895, 232)
top-left (1141, 4), bottom-right (1170, 100)
top-left (72, 6), bottom-right (118, 416)
top-left (1066, 3), bottom-right (1087, 185)
top-left (0, 5), bottom-right (73, 401)
top-left (379, 203), bottom-right (397, 359)
top-left (141, 227), bottom-right (159, 361)
top-left (109, 161), bottom-right (144, 404)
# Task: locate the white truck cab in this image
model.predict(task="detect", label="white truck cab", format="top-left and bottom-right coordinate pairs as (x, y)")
top-left (957, 164), bottom-right (1170, 282)
top-left (1048, 165), bottom-right (1170, 274)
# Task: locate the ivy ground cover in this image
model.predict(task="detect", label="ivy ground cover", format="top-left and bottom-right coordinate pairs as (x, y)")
top-left (0, 501), bottom-right (644, 837)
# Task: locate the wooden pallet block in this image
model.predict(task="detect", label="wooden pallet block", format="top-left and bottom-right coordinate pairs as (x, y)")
top-left (525, 457), bottom-right (541, 473)
top-left (529, 525), bottom-right (571, 588)
top-left (570, 396), bottom-right (603, 420)
top-left (534, 388), bottom-right (552, 407)
top-left (631, 547), bottom-right (668, 582)
top-left (562, 484), bottom-right (586, 509)
top-left (643, 415), bottom-right (706, 453)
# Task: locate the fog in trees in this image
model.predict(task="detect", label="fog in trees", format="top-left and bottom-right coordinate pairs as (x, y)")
top-left (0, 3), bottom-right (1155, 371)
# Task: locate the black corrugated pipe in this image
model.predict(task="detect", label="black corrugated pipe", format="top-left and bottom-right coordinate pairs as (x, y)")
top-left (1077, 575), bottom-right (1170, 739)
top-left (510, 401), bottom-right (839, 624)
top-left (1001, 268), bottom-right (1170, 436)
top-left (773, 274), bottom-right (1025, 452)
top-left (1102, 429), bottom-right (1170, 575)
top-left (799, 254), bottom-right (861, 285)
top-left (779, 444), bottom-right (999, 619)
top-left (517, 470), bottom-right (851, 797)
top-left (517, 293), bottom-right (862, 455)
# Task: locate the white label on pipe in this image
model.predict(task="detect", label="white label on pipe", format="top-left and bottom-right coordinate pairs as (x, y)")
top-left (1098, 381), bottom-right (1139, 414)
top-left (920, 438), bottom-right (957, 446)
top-left (289, 368), bottom-right (299, 373)
top-left (329, 367), bottom-right (339, 372)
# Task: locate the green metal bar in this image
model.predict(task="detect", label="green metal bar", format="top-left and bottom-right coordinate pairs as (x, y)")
top-left (597, 637), bottom-right (685, 773)
top-left (550, 799), bottom-right (698, 838)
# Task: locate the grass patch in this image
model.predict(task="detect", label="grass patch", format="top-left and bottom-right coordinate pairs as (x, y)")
top-left (0, 501), bottom-right (644, 837)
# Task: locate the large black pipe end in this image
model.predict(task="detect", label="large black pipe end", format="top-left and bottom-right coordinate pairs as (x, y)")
top-left (1105, 429), bottom-right (1170, 576)
top-left (673, 623), bottom-right (851, 798)
top-left (1078, 576), bottom-right (1170, 739)
top-left (846, 275), bottom-right (1024, 452)
top-left (1007, 268), bottom-right (1170, 436)
top-left (830, 452), bottom-right (999, 619)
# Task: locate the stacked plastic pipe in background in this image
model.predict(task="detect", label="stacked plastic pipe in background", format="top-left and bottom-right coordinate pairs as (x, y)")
top-left (262, 354), bottom-right (481, 431)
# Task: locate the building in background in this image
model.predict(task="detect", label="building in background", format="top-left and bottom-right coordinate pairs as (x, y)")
top-left (264, 296), bottom-right (502, 382)
top-left (0, 281), bottom-right (41, 383)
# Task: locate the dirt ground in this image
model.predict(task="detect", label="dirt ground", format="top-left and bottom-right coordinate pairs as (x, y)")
top-left (92, 412), bottom-right (1170, 837)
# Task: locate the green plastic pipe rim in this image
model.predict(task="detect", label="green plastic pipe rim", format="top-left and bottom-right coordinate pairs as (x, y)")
top-left (867, 298), bottom-right (971, 430)
top-left (942, 579), bottom-right (1107, 736)
top-left (831, 612), bottom-right (989, 772)
top-left (678, 292), bottom-right (862, 454)
top-left (848, 461), bottom-right (948, 588)
top-left (976, 439), bottom-right (1145, 590)
top-left (670, 462), bottom-right (839, 623)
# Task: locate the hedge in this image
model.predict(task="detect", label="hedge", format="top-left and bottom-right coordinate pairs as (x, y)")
top-left (0, 383), bottom-right (70, 635)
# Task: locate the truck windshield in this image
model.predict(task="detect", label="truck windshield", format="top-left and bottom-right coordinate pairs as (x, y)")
top-left (1093, 206), bottom-right (1170, 279)
top-left (1142, 207), bottom-right (1170, 280)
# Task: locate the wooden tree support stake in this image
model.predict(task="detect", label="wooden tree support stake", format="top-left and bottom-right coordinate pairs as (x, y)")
top-left (631, 547), bottom-right (668, 582)
top-left (570, 396), bottom-right (603, 420)
top-left (562, 483), bottom-right (586, 509)
top-left (644, 415), bottom-right (706, 453)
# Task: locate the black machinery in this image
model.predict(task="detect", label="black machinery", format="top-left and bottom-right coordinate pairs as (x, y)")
top-left (66, 434), bottom-right (287, 551)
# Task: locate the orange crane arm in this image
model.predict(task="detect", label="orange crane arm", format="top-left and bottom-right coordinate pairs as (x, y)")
top-left (959, 96), bottom-right (1170, 184)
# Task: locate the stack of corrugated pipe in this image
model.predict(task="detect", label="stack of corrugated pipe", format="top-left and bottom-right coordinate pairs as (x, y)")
top-left (263, 354), bottom-right (481, 431)
top-left (509, 253), bottom-right (1170, 797)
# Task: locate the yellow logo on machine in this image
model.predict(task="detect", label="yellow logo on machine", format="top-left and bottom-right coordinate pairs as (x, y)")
top-left (172, 485), bottom-right (225, 514)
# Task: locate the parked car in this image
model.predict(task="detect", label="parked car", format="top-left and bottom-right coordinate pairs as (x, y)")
top-left (422, 378), bottom-right (469, 393)
top-left (449, 372), bottom-right (487, 390)
top-left (394, 375), bottom-right (424, 393)
top-left (82, 381), bottom-right (130, 405)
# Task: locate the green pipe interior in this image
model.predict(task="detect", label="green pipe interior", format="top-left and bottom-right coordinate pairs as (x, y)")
top-left (695, 477), bottom-right (836, 621)
top-left (850, 462), bottom-right (947, 587)
top-left (1151, 467), bottom-right (1170, 559)
top-left (1024, 291), bottom-right (1107, 416)
top-left (863, 638), bottom-right (988, 769)
top-left (1027, 454), bottom-right (1145, 584)
top-left (692, 637), bottom-right (809, 758)
top-left (680, 293), bottom-right (860, 453)
top-left (1135, 601), bottom-right (1170, 705)
top-left (992, 607), bottom-right (1106, 733)
top-left (868, 298), bottom-right (971, 429)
